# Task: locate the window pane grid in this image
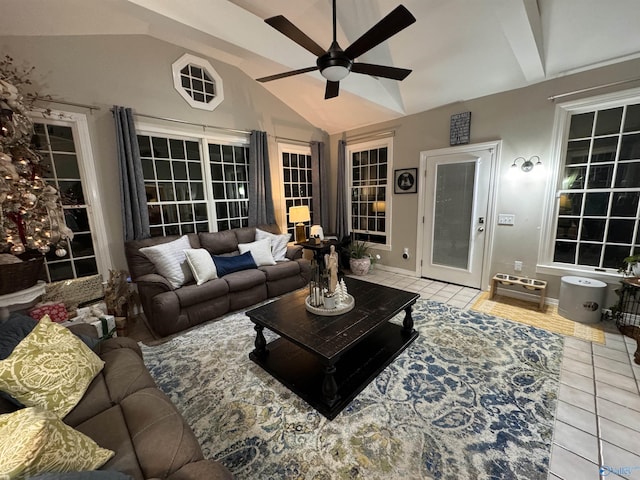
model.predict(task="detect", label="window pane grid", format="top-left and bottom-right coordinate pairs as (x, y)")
top-left (33, 122), bottom-right (98, 281)
top-left (209, 143), bottom-right (249, 232)
top-left (350, 146), bottom-right (388, 244)
top-left (282, 152), bottom-right (313, 238)
top-left (139, 134), bottom-right (210, 237)
top-left (555, 102), bottom-right (640, 269)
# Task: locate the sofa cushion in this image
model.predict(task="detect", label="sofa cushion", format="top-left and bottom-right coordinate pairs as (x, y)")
top-left (139, 235), bottom-right (194, 289)
top-left (213, 251), bottom-right (257, 276)
top-left (0, 316), bottom-right (104, 418)
top-left (31, 472), bottom-right (134, 480)
top-left (0, 407), bottom-right (113, 478)
top-left (255, 228), bottom-right (291, 261)
top-left (223, 268), bottom-right (267, 292)
top-left (238, 238), bottom-right (276, 266)
top-left (184, 248), bottom-right (218, 285)
top-left (259, 260), bottom-right (303, 281)
top-left (120, 388), bottom-right (204, 479)
top-left (198, 230), bottom-right (238, 255)
top-left (74, 405), bottom-right (144, 480)
top-left (175, 278), bottom-right (229, 308)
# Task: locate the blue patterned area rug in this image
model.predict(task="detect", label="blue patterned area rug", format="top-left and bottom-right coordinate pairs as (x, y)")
top-left (140, 300), bottom-right (563, 480)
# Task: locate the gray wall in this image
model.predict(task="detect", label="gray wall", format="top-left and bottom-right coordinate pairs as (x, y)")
top-left (329, 58), bottom-right (640, 305)
top-left (0, 34), bottom-right (327, 271)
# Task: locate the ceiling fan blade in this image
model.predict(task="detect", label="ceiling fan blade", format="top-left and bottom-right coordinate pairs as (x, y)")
top-left (344, 5), bottom-right (416, 60)
top-left (256, 66), bottom-right (318, 83)
top-left (325, 81), bottom-right (340, 99)
top-left (265, 15), bottom-right (327, 57)
top-left (351, 63), bottom-right (412, 81)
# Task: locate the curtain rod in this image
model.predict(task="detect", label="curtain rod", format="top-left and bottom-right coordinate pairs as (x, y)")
top-left (548, 77), bottom-right (640, 102)
top-left (345, 129), bottom-right (395, 143)
top-left (273, 135), bottom-right (312, 145)
top-left (34, 97), bottom-right (101, 112)
top-left (132, 112), bottom-right (251, 135)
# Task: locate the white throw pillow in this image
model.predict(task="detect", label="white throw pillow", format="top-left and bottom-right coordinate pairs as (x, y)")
top-left (255, 229), bottom-right (291, 262)
top-left (139, 235), bottom-right (194, 289)
top-left (238, 238), bottom-right (276, 266)
top-left (184, 249), bottom-right (218, 285)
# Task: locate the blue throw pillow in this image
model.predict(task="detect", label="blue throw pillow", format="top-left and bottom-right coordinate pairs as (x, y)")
top-left (212, 251), bottom-right (257, 277)
top-left (0, 313), bottom-right (38, 360)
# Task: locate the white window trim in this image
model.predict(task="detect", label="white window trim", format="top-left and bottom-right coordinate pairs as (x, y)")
top-left (30, 109), bottom-right (112, 279)
top-left (537, 86), bottom-right (640, 280)
top-left (276, 142), bottom-right (312, 234)
top-left (171, 53), bottom-right (224, 111)
top-left (346, 137), bottom-right (393, 251)
top-left (135, 121), bottom-right (249, 232)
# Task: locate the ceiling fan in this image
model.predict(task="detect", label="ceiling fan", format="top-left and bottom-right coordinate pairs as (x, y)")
top-left (256, 0), bottom-right (416, 99)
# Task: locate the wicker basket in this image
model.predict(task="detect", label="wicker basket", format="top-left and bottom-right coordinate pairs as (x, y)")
top-left (0, 255), bottom-right (45, 295)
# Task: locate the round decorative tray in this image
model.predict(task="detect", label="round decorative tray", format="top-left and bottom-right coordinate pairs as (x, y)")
top-left (305, 294), bottom-right (355, 316)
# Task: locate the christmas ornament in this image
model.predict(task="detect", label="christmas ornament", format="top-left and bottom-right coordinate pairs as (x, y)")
top-left (55, 247), bottom-right (67, 257)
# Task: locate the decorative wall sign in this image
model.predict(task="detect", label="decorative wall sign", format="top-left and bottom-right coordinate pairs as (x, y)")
top-left (450, 111), bottom-right (471, 145)
top-left (394, 168), bottom-right (418, 194)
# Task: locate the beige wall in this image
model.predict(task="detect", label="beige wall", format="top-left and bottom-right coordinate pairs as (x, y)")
top-left (0, 34), bottom-right (327, 271)
top-left (329, 58), bottom-right (640, 304)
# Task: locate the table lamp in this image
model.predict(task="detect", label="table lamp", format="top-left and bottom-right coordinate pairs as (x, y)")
top-left (289, 205), bottom-right (310, 243)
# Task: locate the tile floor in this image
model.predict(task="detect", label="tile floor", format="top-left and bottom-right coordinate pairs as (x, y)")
top-left (356, 268), bottom-right (640, 480)
top-left (131, 267), bottom-right (640, 479)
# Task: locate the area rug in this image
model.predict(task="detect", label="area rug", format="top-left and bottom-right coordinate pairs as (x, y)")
top-left (471, 291), bottom-right (605, 344)
top-left (140, 300), bottom-right (563, 480)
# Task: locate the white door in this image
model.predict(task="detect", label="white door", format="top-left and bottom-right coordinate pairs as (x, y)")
top-left (420, 148), bottom-right (493, 288)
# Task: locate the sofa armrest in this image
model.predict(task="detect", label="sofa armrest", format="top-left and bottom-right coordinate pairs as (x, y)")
top-left (136, 273), bottom-right (173, 292)
top-left (285, 244), bottom-right (303, 260)
top-left (166, 460), bottom-right (234, 480)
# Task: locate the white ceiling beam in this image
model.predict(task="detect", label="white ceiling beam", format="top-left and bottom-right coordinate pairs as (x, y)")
top-left (494, 0), bottom-right (545, 82)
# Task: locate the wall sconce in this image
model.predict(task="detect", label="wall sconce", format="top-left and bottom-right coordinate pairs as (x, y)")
top-left (289, 205), bottom-right (310, 243)
top-left (511, 156), bottom-right (542, 172)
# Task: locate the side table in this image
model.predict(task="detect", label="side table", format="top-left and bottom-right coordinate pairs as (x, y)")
top-left (296, 239), bottom-right (339, 267)
top-left (0, 281), bottom-right (46, 321)
top-left (615, 277), bottom-right (640, 364)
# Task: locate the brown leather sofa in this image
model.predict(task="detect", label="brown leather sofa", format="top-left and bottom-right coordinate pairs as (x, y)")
top-left (125, 225), bottom-right (311, 337)
top-left (0, 325), bottom-right (233, 479)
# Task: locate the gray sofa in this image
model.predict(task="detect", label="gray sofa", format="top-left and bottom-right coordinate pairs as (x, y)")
top-left (125, 225), bottom-right (311, 337)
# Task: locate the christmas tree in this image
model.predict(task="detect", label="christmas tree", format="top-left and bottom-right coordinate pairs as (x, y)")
top-left (0, 56), bottom-right (72, 257)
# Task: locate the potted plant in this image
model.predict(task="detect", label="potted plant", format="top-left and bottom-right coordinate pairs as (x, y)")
top-left (620, 254), bottom-right (640, 277)
top-left (349, 240), bottom-right (371, 276)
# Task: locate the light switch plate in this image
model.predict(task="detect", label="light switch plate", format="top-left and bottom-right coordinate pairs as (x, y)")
top-left (498, 214), bottom-right (515, 225)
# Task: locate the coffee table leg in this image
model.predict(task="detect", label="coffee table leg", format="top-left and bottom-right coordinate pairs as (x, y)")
top-left (322, 364), bottom-right (338, 407)
top-left (253, 325), bottom-right (267, 359)
top-left (402, 304), bottom-right (414, 336)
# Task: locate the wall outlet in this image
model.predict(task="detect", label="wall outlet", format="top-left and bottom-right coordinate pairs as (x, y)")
top-left (514, 260), bottom-right (523, 271)
top-left (498, 214), bottom-right (515, 225)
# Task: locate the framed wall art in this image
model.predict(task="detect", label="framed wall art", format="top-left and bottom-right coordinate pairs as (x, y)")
top-left (394, 168), bottom-right (417, 194)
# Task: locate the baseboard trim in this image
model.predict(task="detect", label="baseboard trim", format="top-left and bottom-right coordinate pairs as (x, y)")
top-left (372, 264), bottom-right (418, 277)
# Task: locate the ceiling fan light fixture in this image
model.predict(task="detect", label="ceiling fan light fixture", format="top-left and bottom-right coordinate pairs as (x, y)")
top-left (321, 65), bottom-right (350, 82)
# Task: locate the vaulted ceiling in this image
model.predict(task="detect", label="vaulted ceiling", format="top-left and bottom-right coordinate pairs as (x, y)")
top-left (3, 0), bottom-right (640, 134)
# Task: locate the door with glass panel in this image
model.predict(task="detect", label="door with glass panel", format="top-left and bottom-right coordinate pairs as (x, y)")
top-left (421, 150), bottom-right (492, 288)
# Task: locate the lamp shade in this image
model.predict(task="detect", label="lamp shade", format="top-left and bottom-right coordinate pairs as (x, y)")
top-left (289, 205), bottom-right (310, 223)
top-left (372, 201), bottom-right (386, 213)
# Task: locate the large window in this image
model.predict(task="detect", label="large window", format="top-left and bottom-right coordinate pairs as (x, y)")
top-left (137, 128), bottom-right (249, 236)
top-left (347, 138), bottom-right (392, 246)
top-left (279, 144), bottom-right (313, 239)
top-left (32, 113), bottom-right (109, 282)
top-left (546, 89), bottom-right (640, 272)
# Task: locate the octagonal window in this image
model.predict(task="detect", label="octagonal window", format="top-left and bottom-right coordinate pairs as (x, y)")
top-left (172, 54), bottom-right (224, 111)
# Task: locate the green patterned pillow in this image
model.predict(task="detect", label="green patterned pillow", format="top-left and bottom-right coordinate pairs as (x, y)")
top-left (0, 407), bottom-right (114, 478)
top-left (0, 315), bottom-right (105, 418)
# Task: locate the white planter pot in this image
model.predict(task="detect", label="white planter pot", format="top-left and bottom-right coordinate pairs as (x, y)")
top-left (349, 257), bottom-right (371, 276)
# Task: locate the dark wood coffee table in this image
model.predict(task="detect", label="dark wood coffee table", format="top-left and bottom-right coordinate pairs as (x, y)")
top-left (246, 277), bottom-right (419, 420)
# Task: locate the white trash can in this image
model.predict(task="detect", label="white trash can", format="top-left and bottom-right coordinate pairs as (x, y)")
top-left (558, 276), bottom-right (607, 324)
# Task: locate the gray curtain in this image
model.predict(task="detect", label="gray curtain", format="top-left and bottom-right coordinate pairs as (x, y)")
top-left (311, 141), bottom-right (330, 231)
top-left (113, 106), bottom-right (150, 241)
top-left (248, 130), bottom-right (276, 226)
top-left (335, 139), bottom-right (349, 240)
